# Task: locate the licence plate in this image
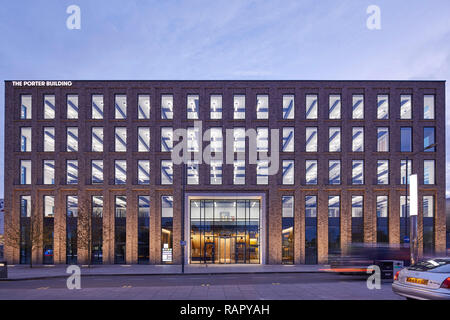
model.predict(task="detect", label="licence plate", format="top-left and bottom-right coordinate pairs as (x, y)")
top-left (406, 277), bottom-right (428, 285)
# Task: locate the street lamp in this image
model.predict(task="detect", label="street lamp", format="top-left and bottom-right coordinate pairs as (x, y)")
top-left (405, 142), bottom-right (437, 265)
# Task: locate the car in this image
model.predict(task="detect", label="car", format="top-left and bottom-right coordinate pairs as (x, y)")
top-left (392, 258), bottom-right (450, 300)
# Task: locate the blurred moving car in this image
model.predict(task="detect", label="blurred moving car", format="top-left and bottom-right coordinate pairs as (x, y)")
top-left (392, 258), bottom-right (450, 300)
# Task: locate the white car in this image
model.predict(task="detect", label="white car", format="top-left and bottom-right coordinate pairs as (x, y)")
top-left (392, 258), bottom-right (450, 300)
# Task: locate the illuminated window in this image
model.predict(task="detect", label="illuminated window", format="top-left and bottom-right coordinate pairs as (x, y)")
top-left (209, 128), bottom-right (223, 152)
top-left (187, 127), bottom-right (200, 152)
top-left (233, 128), bottom-right (245, 153)
top-left (161, 127), bottom-right (173, 152)
top-left (187, 160), bottom-right (199, 185)
top-left (282, 196), bottom-right (294, 264)
top-left (210, 160), bottom-right (222, 185)
top-left (256, 127), bottom-right (269, 152)
top-left (257, 160), bottom-right (269, 185)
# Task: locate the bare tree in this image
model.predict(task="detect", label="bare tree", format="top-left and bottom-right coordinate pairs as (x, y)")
top-left (77, 198), bottom-right (92, 266)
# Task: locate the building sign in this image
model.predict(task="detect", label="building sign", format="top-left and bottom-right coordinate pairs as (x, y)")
top-left (12, 81), bottom-right (73, 87)
top-left (162, 243), bottom-right (172, 262)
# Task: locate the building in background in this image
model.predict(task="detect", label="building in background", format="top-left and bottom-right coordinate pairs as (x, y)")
top-left (3, 80), bottom-right (447, 265)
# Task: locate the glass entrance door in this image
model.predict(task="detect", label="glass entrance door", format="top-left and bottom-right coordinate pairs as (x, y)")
top-left (217, 236), bottom-right (235, 264)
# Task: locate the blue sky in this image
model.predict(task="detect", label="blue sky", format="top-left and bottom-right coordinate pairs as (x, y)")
top-left (0, 0), bottom-right (449, 198)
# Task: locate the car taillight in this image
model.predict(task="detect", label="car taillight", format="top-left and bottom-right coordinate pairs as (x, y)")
top-left (394, 271), bottom-right (400, 281)
top-left (440, 278), bottom-right (450, 289)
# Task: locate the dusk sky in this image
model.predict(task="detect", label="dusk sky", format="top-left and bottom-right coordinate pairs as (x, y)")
top-left (1, 0), bottom-right (449, 198)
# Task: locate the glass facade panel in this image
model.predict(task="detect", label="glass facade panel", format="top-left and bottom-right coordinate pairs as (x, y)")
top-left (329, 160), bottom-right (341, 185)
top-left (352, 160), bottom-right (364, 185)
top-left (233, 160), bottom-right (245, 185)
top-left (210, 160), bottom-right (222, 185)
top-left (67, 127), bottom-right (78, 152)
top-left (351, 196), bottom-right (364, 243)
top-left (210, 95), bottom-right (222, 119)
top-left (424, 160), bottom-right (435, 184)
top-left (138, 160), bottom-right (150, 185)
top-left (424, 127), bottom-right (435, 151)
top-left (233, 95), bottom-right (245, 119)
top-left (400, 160), bottom-right (412, 184)
top-left (91, 127), bottom-right (104, 152)
top-left (43, 160), bottom-right (55, 185)
top-left (305, 196), bottom-right (317, 264)
top-left (92, 196), bottom-right (103, 264)
top-left (20, 95), bottom-right (32, 119)
top-left (138, 196), bottom-right (150, 263)
top-left (161, 95), bottom-right (173, 119)
top-left (400, 127), bottom-right (412, 152)
top-left (377, 160), bottom-right (389, 185)
top-left (115, 127), bottom-right (127, 152)
top-left (67, 95), bottom-right (78, 119)
top-left (376, 196), bottom-right (389, 243)
top-left (423, 196), bottom-right (434, 255)
top-left (92, 94), bottom-right (104, 119)
top-left (114, 196), bottom-right (126, 264)
top-left (91, 160), bottom-right (103, 184)
top-left (329, 94), bottom-right (341, 119)
top-left (282, 160), bottom-right (294, 185)
top-left (256, 160), bottom-right (269, 185)
top-left (20, 196), bottom-right (32, 264)
top-left (115, 95), bottom-right (127, 119)
top-left (138, 95), bottom-right (150, 119)
top-left (138, 127), bottom-right (150, 152)
top-left (400, 195), bottom-right (409, 244)
top-left (283, 95), bottom-right (294, 119)
top-left (377, 95), bottom-right (389, 119)
top-left (187, 160), bottom-right (199, 185)
top-left (377, 127), bottom-right (389, 152)
top-left (161, 160), bottom-right (173, 185)
top-left (282, 196), bottom-right (294, 264)
top-left (161, 127), bottom-right (173, 152)
top-left (400, 95), bottom-right (412, 119)
top-left (67, 160), bottom-right (78, 184)
top-left (256, 128), bottom-right (269, 152)
top-left (352, 127), bottom-right (364, 152)
top-left (43, 196), bottom-right (55, 264)
top-left (44, 127), bottom-right (55, 152)
top-left (282, 127), bottom-right (294, 152)
top-left (190, 199), bottom-right (260, 264)
top-left (305, 94), bottom-right (317, 119)
top-left (256, 95), bottom-right (269, 119)
top-left (20, 160), bottom-right (31, 184)
top-left (114, 160), bottom-right (126, 184)
top-left (20, 127), bottom-right (32, 152)
top-left (187, 95), bottom-right (199, 119)
top-left (329, 127), bottom-right (341, 152)
top-left (352, 94), bottom-right (364, 119)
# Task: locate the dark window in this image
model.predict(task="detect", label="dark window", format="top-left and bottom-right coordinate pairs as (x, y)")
top-left (138, 196), bottom-right (150, 264)
top-left (114, 196), bottom-right (126, 264)
top-left (305, 196), bottom-right (317, 264)
top-left (328, 196), bottom-right (340, 255)
top-left (400, 127), bottom-right (412, 152)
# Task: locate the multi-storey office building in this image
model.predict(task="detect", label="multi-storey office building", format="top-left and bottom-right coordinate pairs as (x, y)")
top-left (4, 80), bottom-right (447, 265)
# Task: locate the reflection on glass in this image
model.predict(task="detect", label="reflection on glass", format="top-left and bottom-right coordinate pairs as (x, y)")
top-left (282, 196), bottom-right (294, 264)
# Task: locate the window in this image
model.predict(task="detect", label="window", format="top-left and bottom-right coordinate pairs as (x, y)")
top-left (351, 196), bottom-right (364, 243)
top-left (233, 128), bottom-right (245, 152)
top-left (377, 95), bottom-right (389, 119)
top-left (423, 196), bottom-right (434, 254)
top-left (43, 160), bottom-right (55, 184)
top-left (305, 94), bottom-right (317, 119)
top-left (92, 196), bottom-right (103, 264)
top-left (400, 127), bottom-right (412, 152)
top-left (257, 160), bottom-right (269, 185)
top-left (282, 160), bottom-right (294, 185)
top-left (282, 196), bottom-right (294, 264)
top-left (138, 160), bottom-right (150, 185)
top-left (328, 127), bottom-right (341, 152)
top-left (424, 95), bottom-right (435, 119)
top-left (233, 160), bottom-right (245, 184)
top-left (91, 160), bottom-right (103, 184)
top-left (187, 127), bottom-right (200, 152)
top-left (209, 128), bottom-right (223, 152)
top-left (20, 127), bottom-right (32, 152)
top-left (20, 95), bottom-right (32, 119)
top-left (400, 160), bottom-right (412, 184)
top-left (424, 127), bottom-right (435, 151)
top-left (210, 95), bottom-right (222, 119)
top-left (161, 127), bottom-right (173, 152)
top-left (352, 127), bottom-right (364, 152)
top-left (352, 94), bottom-right (364, 119)
top-left (377, 127), bottom-right (389, 152)
top-left (376, 196), bottom-right (389, 243)
top-left (161, 196), bottom-right (173, 263)
top-left (256, 127), bottom-right (269, 152)
top-left (114, 160), bottom-right (127, 184)
top-left (67, 95), bottom-right (78, 119)
top-left (329, 94), bottom-right (341, 119)
top-left (328, 196), bottom-right (340, 254)
top-left (283, 95), bottom-right (295, 119)
top-left (352, 160), bottom-right (364, 185)
top-left (92, 95), bottom-right (104, 119)
top-left (20, 160), bottom-right (31, 184)
top-left (66, 196), bottom-right (78, 264)
top-left (44, 95), bottom-right (55, 119)
top-left (115, 127), bottom-right (127, 152)
top-left (161, 95), bottom-right (173, 119)
top-left (187, 95), bottom-right (199, 119)
top-left (424, 160), bottom-right (435, 185)
top-left (43, 127), bottom-right (55, 152)
top-left (233, 95), bottom-right (245, 119)
top-left (400, 196), bottom-right (409, 244)
top-left (138, 95), bottom-right (150, 119)
top-left (138, 127), bottom-right (150, 152)
top-left (114, 196), bottom-right (127, 264)
top-left (305, 127), bottom-right (318, 152)
top-left (67, 160), bottom-right (78, 184)
top-left (187, 160), bottom-right (199, 185)
top-left (43, 195), bottom-right (55, 264)
top-left (305, 196), bottom-right (317, 264)
top-left (67, 127), bottom-right (78, 152)
top-left (138, 196), bottom-right (150, 264)
top-left (329, 160), bottom-right (341, 185)
top-left (91, 127), bottom-right (104, 152)
top-left (282, 127), bottom-right (294, 152)
top-left (377, 160), bottom-right (389, 184)
top-left (115, 95), bottom-right (127, 119)
top-left (161, 160), bottom-right (173, 185)
top-left (20, 195), bottom-right (32, 264)
top-left (210, 160), bottom-right (222, 185)
top-left (256, 95), bottom-right (269, 119)
top-left (400, 95), bottom-right (412, 119)
top-left (305, 160), bottom-right (317, 185)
